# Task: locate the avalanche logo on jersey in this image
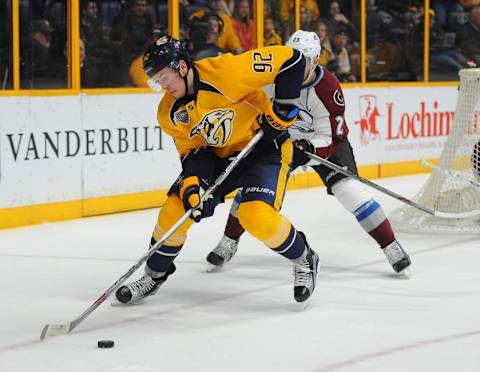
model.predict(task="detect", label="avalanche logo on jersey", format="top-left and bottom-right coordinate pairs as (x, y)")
top-left (333, 90), bottom-right (345, 106)
top-left (290, 108), bottom-right (315, 133)
top-left (190, 109), bottom-right (234, 146)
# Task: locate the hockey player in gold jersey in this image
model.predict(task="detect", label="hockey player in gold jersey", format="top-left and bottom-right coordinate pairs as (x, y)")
top-left (115, 36), bottom-right (319, 307)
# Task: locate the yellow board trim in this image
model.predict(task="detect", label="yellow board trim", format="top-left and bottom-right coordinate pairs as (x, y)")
top-left (380, 158), bottom-right (437, 178)
top-left (82, 190), bottom-right (168, 217)
top-left (0, 160), bottom-right (436, 230)
top-left (0, 200), bottom-right (82, 230)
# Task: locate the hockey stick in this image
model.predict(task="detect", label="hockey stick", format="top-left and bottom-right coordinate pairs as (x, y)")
top-left (40, 131), bottom-right (264, 340)
top-left (304, 151), bottom-right (480, 219)
top-left (420, 159), bottom-right (480, 189)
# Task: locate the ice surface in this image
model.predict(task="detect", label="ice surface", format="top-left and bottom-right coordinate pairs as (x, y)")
top-left (1, 174), bottom-right (479, 372)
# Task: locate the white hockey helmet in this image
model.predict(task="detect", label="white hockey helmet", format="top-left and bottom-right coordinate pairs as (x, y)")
top-left (285, 30), bottom-right (321, 78)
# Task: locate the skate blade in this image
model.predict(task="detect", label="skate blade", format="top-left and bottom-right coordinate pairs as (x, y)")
top-left (110, 298), bottom-right (145, 306)
top-left (396, 267), bottom-right (412, 279)
top-left (206, 262), bottom-right (223, 273)
top-left (295, 298), bottom-right (312, 311)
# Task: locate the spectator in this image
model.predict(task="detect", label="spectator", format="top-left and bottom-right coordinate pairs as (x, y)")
top-left (231, 0), bottom-right (255, 51)
top-left (325, 1), bottom-right (360, 42)
top-left (279, 0), bottom-right (320, 39)
top-left (429, 9), bottom-right (469, 72)
top-left (111, 0), bottom-right (154, 67)
top-left (315, 20), bottom-right (335, 66)
top-left (21, 19), bottom-right (56, 88)
top-left (457, 5), bottom-right (480, 66)
top-left (328, 27), bottom-right (356, 82)
top-left (364, 0), bottom-right (402, 78)
top-left (431, 0), bottom-right (465, 29)
top-left (264, 17), bottom-right (282, 46)
top-left (188, 12), bottom-right (226, 60)
top-left (280, 0), bottom-right (320, 23)
top-left (80, 0), bottom-right (103, 45)
top-left (300, 5), bottom-right (315, 31)
top-left (189, 0), bottom-right (242, 54)
top-left (264, 1), bottom-right (273, 18)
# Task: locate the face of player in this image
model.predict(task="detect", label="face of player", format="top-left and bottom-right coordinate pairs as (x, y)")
top-left (147, 61), bottom-right (189, 98)
top-left (303, 57), bottom-right (317, 83)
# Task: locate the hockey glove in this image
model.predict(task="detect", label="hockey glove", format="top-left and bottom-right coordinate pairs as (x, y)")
top-left (293, 139), bottom-right (315, 167)
top-left (258, 101), bottom-right (299, 141)
top-left (180, 176), bottom-right (210, 222)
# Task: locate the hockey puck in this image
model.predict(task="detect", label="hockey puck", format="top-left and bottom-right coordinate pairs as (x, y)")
top-left (97, 340), bottom-right (114, 348)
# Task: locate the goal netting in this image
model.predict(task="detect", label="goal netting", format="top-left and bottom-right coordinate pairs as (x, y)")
top-left (390, 68), bottom-right (480, 233)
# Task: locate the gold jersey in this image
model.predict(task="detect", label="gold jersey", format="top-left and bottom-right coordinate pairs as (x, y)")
top-left (157, 46), bottom-right (301, 158)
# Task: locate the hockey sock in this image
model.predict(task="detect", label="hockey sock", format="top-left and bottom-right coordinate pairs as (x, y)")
top-left (353, 199), bottom-right (395, 248)
top-left (224, 214), bottom-right (245, 240)
top-left (146, 237), bottom-right (182, 276)
top-left (237, 200), bottom-right (307, 260)
top-left (271, 225), bottom-right (307, 260)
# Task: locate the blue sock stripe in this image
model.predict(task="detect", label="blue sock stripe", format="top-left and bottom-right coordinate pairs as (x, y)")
top-left (354, 199), bottom-right (381, 222)
top-left (358, 207), bottom-right (387, 232)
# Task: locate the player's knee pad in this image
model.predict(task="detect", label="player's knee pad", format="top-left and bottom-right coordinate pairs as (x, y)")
top-left (331, 178), bottom-right (372, 213)
top-left (237, 200), bottom-right (291, 247)
top-left (154, 195), bottom-right (193, 246)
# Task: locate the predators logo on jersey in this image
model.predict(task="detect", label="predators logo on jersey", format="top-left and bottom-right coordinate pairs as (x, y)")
top-left (190, 109), bottom-right (235, 146)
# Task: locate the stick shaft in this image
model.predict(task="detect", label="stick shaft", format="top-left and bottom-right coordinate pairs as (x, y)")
top-left (305, 151), bottom-right (436, 216)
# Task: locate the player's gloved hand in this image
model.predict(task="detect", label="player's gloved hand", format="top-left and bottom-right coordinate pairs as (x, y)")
top-left (293, 139), bottom-right (315, 167)
top-left (257, 114), bottom-right (287, 141)
top-left (258, 101), bottom-right (299, 141)
top-left (180, 176), bottom-right (211, 222)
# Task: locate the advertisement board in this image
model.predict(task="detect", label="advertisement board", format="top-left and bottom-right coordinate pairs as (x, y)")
top-left (0, 85), bottom-right (460, 227)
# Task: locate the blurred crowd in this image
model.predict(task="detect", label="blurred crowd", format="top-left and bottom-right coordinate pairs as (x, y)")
top-left (0, 0), bottom-right (479, 89)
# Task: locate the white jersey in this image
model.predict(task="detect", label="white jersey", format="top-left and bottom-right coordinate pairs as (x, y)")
top-left (266, 66), bottom-right (349, 159)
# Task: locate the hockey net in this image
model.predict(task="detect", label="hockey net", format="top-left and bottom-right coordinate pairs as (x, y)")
top-left (390, 68), bottom-right (480, 233)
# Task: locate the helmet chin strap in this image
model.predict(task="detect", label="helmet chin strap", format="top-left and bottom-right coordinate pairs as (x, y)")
top-left (178, 66), bottom-right (191, 98)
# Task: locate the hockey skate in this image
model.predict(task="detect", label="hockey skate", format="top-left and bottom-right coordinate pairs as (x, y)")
top-left (293, 232), bottom-right (320, 310)
top-left (383, 240), bottom-right (411, 277)
top-left (114, 263), bottom-right (176, 305)
top-left (206, 235), bottom-right (239, 272)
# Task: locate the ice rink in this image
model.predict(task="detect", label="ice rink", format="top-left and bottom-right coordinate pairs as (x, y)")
top-left (1, 173), bottom-right (479, 372)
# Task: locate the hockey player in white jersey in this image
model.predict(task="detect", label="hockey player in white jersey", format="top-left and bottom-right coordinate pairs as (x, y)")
top-left (206, 30), bottom-right (411, 275)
